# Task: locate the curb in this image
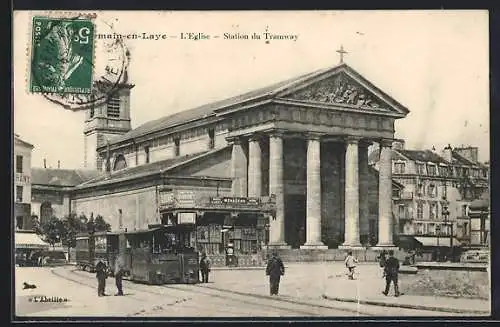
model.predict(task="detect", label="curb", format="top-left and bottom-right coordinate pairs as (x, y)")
top-left (321, 295), bottom-right (490, 315)
top-left (211, 267), bottom-right (266, 271)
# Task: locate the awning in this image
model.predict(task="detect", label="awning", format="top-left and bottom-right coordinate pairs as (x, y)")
top-left (414, 236), bottom-right (462, 247)
top-left (396, 235), bottom-right (423, 249)
top-left (15, 232), bottom-right (49, 249)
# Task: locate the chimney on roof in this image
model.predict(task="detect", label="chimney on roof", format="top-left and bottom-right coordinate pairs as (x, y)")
top-left (392, 139), bottom-right (405, 151)
top-left (57, 160), bottom-right (60, 169)
top-left (43, 158), bottom-right (47, 168)
top-left (442, 144), bottom-right (453, 162)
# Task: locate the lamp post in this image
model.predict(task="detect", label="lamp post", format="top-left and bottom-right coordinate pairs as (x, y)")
top-left (442, 202), bottom-right (451, 260)
top-left (264, 223), bottom-right (270, 256)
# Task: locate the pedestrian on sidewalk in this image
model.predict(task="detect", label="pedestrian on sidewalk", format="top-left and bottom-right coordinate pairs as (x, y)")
top-left (344, 251), bottom-right (358, 280)
top-left (382, 250), bottom-right (400, 297)
top-left (114, 258), bottom-right (125, 296)
top-left (378, 250), bottom-right (388, 278)
top-left (95, 261), bottom-right (107, 297)
top-left (266, 250), bottom-right (285, 296)
top-left (199, 252), bottom-right (211, 283)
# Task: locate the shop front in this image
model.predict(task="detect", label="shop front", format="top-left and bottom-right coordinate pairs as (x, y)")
top-left (15, 231), bottom-right (49, 266)
top-left (158, 189), bottom-right (275, 266)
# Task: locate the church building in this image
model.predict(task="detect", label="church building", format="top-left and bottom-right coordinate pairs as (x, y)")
top-left (33, 56), bottom-right (410, 256)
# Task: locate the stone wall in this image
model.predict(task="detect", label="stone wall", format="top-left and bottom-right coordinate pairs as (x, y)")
top-left (72, 186), bottom-right (159, 231)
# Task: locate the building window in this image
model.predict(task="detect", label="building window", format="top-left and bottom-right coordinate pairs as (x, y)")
top-left (416, 163), bottom-right (425, 175)
top-left (429, 202), bottom-right (437, 220)
top-left (428, 184), bottom-right (436, 198)
top-left (417, 202), bottom-right (423, 219)
top-left (107, 96), bottom-right (121, 118)
top-left (439, 166), bottom-right (448, 177)
top-left (16, 155), bottom-right (23, 174)
top-left (462, 204), bottom-right (468, 217)
top-left (442, 183), bottom-right (447, 199)
top-left (174, 138), bottom-right (180, 156)
top-left (208, 128), bottom-right (215, 149)
top-left (482, 169), bottom-right (488, 178)
top-left (463, 222), bottom-right (469, 236)
top-left (16, 216), bottom-right (23, 230)
top-left (392, 189), bottom-right (400, 198)
top-left (144, 146), bottom-right (150, 164)
top-left (16, 186), bottom-right (23, 202)
top-left (449, 166), bottom-right (455, 177)
top-left (394, 162), bottom-right (405, 174)
top-left (417, 183), bottom-right (424, 196)
top-left (398, 205), bottom-right (406, 219)
top-left (427, 164), bottom-right (436, 176)
top-left (90, 107), bottom-right (95, 118)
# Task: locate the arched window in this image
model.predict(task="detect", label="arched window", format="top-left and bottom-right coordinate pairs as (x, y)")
top-left (113, 154), bottom-right (127, 171)
top-left (40, 201), bottom-right (53, 225)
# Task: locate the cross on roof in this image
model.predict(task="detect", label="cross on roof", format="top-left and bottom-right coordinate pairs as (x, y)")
top-left (336, 45), bottom-right (348, 64)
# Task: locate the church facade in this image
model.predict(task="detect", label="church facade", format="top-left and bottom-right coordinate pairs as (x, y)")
top-left (65, 62), bottom-right (409, 252)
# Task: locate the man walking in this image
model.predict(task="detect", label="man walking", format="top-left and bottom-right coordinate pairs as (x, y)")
top-left (382, 250), bottom-right (400, 297)
top-left (95, 261), bottom-right (107, 297)
top-left (114, 258), bottom-right (125, 296)
top-left (265, 250), bottom-right (285, 296)
top-left (199, 253), bottom-right (211, 283)
top-left (344, 251), bottom-right (358, 280)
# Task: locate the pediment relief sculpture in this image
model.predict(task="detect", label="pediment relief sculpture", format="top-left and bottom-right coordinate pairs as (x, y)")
top-left (286, 73), bottom-right (383, 109)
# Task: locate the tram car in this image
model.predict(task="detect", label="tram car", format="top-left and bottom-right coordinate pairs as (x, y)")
top-left (75, 231), bottom-right (119, 273)
top-left (75, 225), bottom-right (199, 285)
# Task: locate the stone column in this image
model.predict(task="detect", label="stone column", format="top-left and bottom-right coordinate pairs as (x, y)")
top-left (268, 132), bottom-right (289, 248)
top-left (340, 136), bottom-right (363, 249)
top-left (359, 141), bottom-right (370, 243)
top-left (248, 136), bottom-right (262, 197)
top-left (230, 138), bottom-right (248, 197)
top-left (376, 139), bottom-right (395, 248)
top-left (301, 134), bottom-right (327, 249)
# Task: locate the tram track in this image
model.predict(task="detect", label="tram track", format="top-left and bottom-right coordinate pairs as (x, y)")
top-left (52, 267), bottom-right (370, 316)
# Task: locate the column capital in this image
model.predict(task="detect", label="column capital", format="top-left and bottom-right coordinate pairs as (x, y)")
top-left (379, 138), bottom-right (394, 148)
top-left (267, 130), bottom-right (286, 139)
top-left (248, 134), bottom-right (264, 142)
top-left (226, 136), bottom-right (243, 145)
top-left (345, 135), bottom-right (363, 144)
top-left (305, 132), bottom-right (324, 140)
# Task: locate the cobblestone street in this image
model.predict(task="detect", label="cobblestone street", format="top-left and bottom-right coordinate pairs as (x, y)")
top-left (15, 264), bottom-right (488, 318)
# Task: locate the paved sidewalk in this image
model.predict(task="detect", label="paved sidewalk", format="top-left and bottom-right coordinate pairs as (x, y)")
top-left (322, 265), bottom-right (490, 315)
top-left (204, 262), bottom-right (490, 315)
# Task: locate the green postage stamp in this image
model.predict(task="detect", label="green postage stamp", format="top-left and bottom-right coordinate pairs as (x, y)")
top-left (30, 16), bottom-right (95, 94)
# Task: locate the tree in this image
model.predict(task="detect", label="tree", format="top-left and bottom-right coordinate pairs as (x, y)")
top-left (94, 215), bottom-right (111, 232)
top-left (60, 213), bottom-right (85, 261)
top-left (37, 216), bottom-right (63, 248)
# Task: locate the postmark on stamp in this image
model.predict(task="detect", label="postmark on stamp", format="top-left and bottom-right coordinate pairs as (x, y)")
top-left (30, 16), bottom-right (95, 94)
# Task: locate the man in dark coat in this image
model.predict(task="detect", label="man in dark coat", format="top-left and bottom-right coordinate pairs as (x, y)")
top-left (199, 253), bottom-right (210, 283)
top-left (382, 250), bottom-right (400, 297)
top-left (114, 258), bottom-right (125, 296)
top-left (95, 261), bottom-right (107, 297)
top-left (266, 250), bottom-right (285, 296)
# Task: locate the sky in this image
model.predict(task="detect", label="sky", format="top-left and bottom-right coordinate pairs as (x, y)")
top-left (13, 10), bottom-right (490, 169)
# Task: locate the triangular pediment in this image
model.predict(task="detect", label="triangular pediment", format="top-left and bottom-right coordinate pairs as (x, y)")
top-left (275, 65), bottom-right (409, 116)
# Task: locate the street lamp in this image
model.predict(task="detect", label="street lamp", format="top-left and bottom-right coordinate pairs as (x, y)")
top-left (264, 223), bottom-right (270, 256)
top-left (442, 202), bottom-right (451, 260)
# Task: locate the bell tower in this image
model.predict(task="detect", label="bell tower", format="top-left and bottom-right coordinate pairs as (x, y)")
top-left (83, 83), bottom-right (134, 170)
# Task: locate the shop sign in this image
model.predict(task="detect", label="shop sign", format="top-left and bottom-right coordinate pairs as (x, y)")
top-left (177, 191), bottom-right (196, 207)
top-left (209, 196), bottom-right (261, 206)
top-left (159, 191), bottom-right (175, 206)
top-left (16, 173), bottom-right (31, 184)
top-left (178, 212), bottom-right (196, 224)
